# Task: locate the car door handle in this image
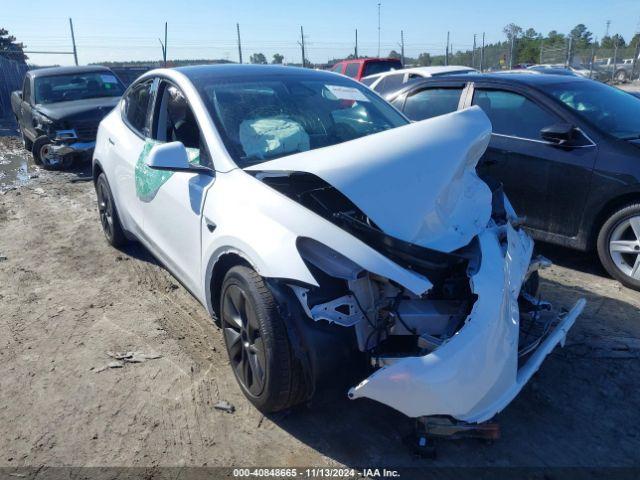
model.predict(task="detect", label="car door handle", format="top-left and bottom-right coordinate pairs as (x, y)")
top-left (108, 137), bottom-right (115, 146)
top-left (204, 217), bottom-right (216, 233)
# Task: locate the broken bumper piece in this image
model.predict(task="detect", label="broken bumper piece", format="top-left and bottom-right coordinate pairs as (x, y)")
top-left (49, 140), bottom-right (95, 158)
top-left (347, 224), bottom-right (585, 423)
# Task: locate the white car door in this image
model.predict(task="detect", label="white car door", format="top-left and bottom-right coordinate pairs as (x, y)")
top-left (111, 78), bottom-right (156, 233)
top-left (139, 80), bottom-right (215, 298)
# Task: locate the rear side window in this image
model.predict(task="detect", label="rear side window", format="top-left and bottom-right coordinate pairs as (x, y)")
top-left (344, 63), bottom-right (360, 78)
top-left (403, 88), bottom-right (463, 120)
top-left (472, 89), bottom-right (559, 140)
top-left (123, 79), bottom-right (154, 136)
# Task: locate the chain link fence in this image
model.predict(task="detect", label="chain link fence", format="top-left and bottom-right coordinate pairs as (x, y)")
top-left (0, 56), bottom-right (29, 119)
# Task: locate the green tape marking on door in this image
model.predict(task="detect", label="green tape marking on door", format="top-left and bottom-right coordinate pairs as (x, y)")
top-left (135, 139), bottom-right (201, 202)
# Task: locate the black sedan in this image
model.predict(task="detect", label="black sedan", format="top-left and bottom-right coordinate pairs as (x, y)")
top-left (385, 73), bottom-right (640, 290)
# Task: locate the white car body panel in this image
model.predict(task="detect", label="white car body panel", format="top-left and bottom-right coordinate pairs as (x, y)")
top-left (363, 65), bottom-right (477, 91)
top-left (200, 169), bottom-right (434, 312)
top-left (348, 224), bottom-right (584, 422)
top-left (94, 66), bottom-right (584, 426)
top-left (246, 107), bottom-right (492, 252)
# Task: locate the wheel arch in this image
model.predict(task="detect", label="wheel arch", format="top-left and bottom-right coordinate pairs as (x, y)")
top-left (207, 251), bottom-right (254, 324)
top-left (589, 191), bottom-right (640, 249)
top-left (92, 159), bottom-right (104, 185)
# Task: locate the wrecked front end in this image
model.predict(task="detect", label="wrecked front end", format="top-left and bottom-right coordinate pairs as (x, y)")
top-left (244, 107), bottom-right (584, 424)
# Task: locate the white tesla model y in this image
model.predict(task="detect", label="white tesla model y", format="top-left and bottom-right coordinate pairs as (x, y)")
top-left (92, 65), bottom-right (584, 426)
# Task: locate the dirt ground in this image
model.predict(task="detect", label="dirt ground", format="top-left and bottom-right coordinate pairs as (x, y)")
top-left (1, 132), bottom-right (639, 471)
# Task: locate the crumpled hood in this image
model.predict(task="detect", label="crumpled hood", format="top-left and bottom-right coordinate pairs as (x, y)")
top-left (35, 96), bottom-right (120, 122)
top-left (246, 106), bottom-right (493, 252)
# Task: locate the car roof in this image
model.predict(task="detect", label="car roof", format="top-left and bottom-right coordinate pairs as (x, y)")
top-left (29, 65), bottom-right (113, 78)
top-left (176, 63), bottom-right (352, 82)
top-left (361, 65), bottom-right (476, 83)
top-left (386, 71), bottom-right (589, 100)
top-left (335, 57), bottom-right (400, 65)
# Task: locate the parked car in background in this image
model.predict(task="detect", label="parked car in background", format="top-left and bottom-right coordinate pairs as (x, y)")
top-left (362, 65), bottom-right (477, 98)
top-left (11, 66), bottom-right (125, 169)
top-left (525, 65), bottom-right (580, 76)
top-left (594, 57), bottom-right (637, 83)
top-left (386, 73), bottom-right (640, 290)
top-left (92, 64), bottom-right (583, 426)
top-left (330, 58), bottom-right (402, 81)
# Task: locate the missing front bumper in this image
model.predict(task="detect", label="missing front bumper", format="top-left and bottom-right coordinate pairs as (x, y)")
top-left (347, 224), bottom-right (585, 423)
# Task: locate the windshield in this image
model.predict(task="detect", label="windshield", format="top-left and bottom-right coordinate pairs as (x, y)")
top-left (34, 72), bottom-right (125, 104)
top-left (545, 80), bottom-right (640, 139)
top-left (192, 75), bottom-right (408, 167)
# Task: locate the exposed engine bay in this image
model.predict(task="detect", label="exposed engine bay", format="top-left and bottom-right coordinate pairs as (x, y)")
top-left (240, 107), bottom-right (585, 423)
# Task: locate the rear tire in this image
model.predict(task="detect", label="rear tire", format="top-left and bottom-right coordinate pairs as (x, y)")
top-left (220, 265), bottom-right (308, 413)
top-left (96, 173), bottom-right (127, 248)
top-left (597, 203), bottom-right (640, 291)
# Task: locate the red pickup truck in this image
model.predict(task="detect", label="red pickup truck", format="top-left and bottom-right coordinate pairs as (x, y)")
top-left (330, 58), bottom-right (402, 81)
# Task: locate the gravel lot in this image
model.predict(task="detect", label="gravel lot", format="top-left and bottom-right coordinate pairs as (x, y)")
top-left (1, 131), bottom-right (639, 471)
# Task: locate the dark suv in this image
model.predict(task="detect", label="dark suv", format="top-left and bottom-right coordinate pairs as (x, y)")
top-left (386, 73), bottom-right (640, 290)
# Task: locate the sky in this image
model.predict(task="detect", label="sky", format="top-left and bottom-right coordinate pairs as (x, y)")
top-left (3, 0), bottom-right (639, 66)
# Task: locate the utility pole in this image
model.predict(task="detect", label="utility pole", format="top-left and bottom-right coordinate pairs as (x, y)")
top-left (589, 39), bottom-right (596, 79)
top-left (69, 18), bottom-right (78, 65)
top-left (605, 20), bottom-right (611, 38)
top-left (299, 26), bottom-right (306, 67)
top-left (539, 38), bottom-right (544, 64)
top-left (355, 29), bottom-right (358, 58)
top-left (158, 22), bottom-right (167, 67)
top-left (509, 31), bottom-right (515, 69)
top-left (566, 35), bottom-right (572, 67)
top-left (480, 32), bottom-right (485, 72)
top-left (633, 35), bottom-right (640, 81)
top-left (611, 37), bottom-right (619, 82)
top-left (400, 30), bottom-right (405, 65)
top-left (445, 31), bottom-right (449, 66)
top-left (236, 23), bottom-right (243, 64)
top-left (472, 34), bottom-right (476, 68)
top-left (377, 3), bottom-right (381, 57)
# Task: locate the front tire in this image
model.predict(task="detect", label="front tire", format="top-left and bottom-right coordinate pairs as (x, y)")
top-left (220, 266), bottom-right (307, 413)
top-left (96, 173), bottom-right (127, 248)
top-left (32, 135), bottom-right (74, 170)
top-left (615, 69), bottom-right (628, 83)
top-left (597, 203), bottom-right (640, 291)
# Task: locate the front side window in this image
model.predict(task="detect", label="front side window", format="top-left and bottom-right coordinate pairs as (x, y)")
top-left (473, 89), bottom-right (559, 140)
top-left (544, 80), bottom-right (640, 140)
top-left (344, 63), bottom-right (360, 78)
top-left (403, 88), bottom-right (463, 121)
top-left (150, 82), bottom-right (210, 167)
top-left (123, 79), bottom-right (154, 136)
top-left (191, 74), bottom-right (407, 167)
top-left (331, 63), bottom-right (343, 73)
top-left (34, 71), bottom-right (125, 104)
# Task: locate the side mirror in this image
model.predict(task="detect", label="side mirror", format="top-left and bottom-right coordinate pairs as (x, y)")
top-left (540, 123), bottom-right (576, 145)
top-left (146, 142), bottom-right (190, 171)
